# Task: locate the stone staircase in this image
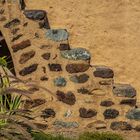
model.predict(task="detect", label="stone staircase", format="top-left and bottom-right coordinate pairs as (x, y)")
top-left (0, 0), bottom-right (140, 134)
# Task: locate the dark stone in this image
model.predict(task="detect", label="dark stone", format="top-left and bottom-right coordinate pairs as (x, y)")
top-left (19, 0), bottom-right (26, 10)
top-left (23, 22), bottom-right (28, 27)
top-left (24, 99), bottom-right (46, 109)
top-left (42, 66), bottom-right (46, 73)
top-left (59, 44), bottom-right (70, 51)
top-left (56, 91), bottom-right (76, 105)
top-left (53, 120), bottom-right (79, 128)
top-left (41, 108), bottom-right (56, 119)
top-left (40, 76), bottom-right (48, 81)
top-left (19, 64), bottom-right (38, 76)
top-left (39, 17), bottom-right (50, 29)
top-left (23, 10), bottom-right (46, 20)
top-left (61, 48), bottom-right (91, 60)
top-left (66, 63), bottom-right (89, 73)
top-left (34, 32), bottom-right (39, 38)
top-left (79, 108), bottom-right (97, 118)
top-left (120, 99), bottom-right (136, 107)
top-left (93, 66), bottom-right (114, 78)
top-left (110, 121), bottom-right (132, 131)
top-left (4, 18), bottom-right (20, 28)
top-left (103, 109), bottom-right (119, 119)
top-left (126, 108), bottom-right (140, 120)
top-left (12, 39), bottom-right (31, 52)
top-left (42, 53), bottom-right (51, 60)
top-left (48, 64), bottom-right (62, 72)
top-left (11, 28), bottom-right (20, 35)
top-left (113, 84), bottom-right (136, 98)
top-left (77, 88), bottom-right (90, 95)
top-left (54, 77), bottom-right (67, 87)
top-left (70, 74), bottom-right (89, 83)
top-left (46, 29), bottom-right (69, 42)
top-left (0, 9), bottom-right (4, 14)
top-left (19, 50), bottom-right (35, 64)
top-left (100, 100), bottom-right (114, 107)
top-left (135, 125), bottom-right (140, 131)
top-left (34, 123), bottom-right (48, 130)
top-left (11, 34), bottom-right (23, 42)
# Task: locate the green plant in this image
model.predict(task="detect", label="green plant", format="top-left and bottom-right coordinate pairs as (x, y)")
top-left (79, 132), bottom-right (124, 140)
top-left (0, 56), bottom-right (7, 67)
top-left (32, 132), bottom-right (72, 140)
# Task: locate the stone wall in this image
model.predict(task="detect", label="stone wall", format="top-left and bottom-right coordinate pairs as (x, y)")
top-left (0, 0), bottom-right (140, 134)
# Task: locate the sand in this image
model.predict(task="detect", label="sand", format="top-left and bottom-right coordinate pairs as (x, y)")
top-left (26, 0), bottom-right (140, 102)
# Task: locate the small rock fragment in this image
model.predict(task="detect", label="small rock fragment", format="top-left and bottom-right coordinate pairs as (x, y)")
top-left (61, 48), bottom-right (91, 60)
top-left (19, 50), bottom-right (35, 64)
top-left (48, 64), bottom-right (62, 72)
top-left (113, 84), bottom-right (136, 98)
top-left (79, 108), bottom-right (97, 118)
top-left (66, 63), bottom-right (89, 73)
top-left (19, 64), bottom-right (38, 76)
top-left (46, 29), bottom-right (69, 42)
top-left (93, 66), bottom-right (114, 78)
top-left (56, 91), bottom-right (76, 105)
top-left (100, 100), bottom-right (114, 107)
top-left (103, 109), bottom-right (119, 119)
top-left (70, 74), bottom-right (89, 83)
top-left (110, 121), bottom-right (132, 131)
top-left (54, 77), bottom-right (67, 87)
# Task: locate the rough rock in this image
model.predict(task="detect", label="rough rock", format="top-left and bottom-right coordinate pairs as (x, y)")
top-left (70, 74), bottom-right (89, 83)
top-left (48, 64), bottom-right (62, 72)
top-left (103, 109), bottom-right (119, 119)
top-left (53, 120), bottom-right (79, 128)
top-left (87, 120), bottom-right (107, 129)
top-left (113, 84), bottom-right (136, 98)
top-left (46, 29), bottom-right (69, 41)
top-left (39, 18), bottom-right (50, 29)
top-left (77, 88), bottom-right (90, 95)
top-left (11, 34), bottom-right (23, 42)
top-left (24, 99), bottom-right (46, 109)
top-left (19, 64), bottom-right (38, 76)
top-left (126, 108), bottom-right (140, 120)
top-left (100, 100), bottom-right (114, 107)
top-left (59, 44), bottom-right (70, 51)
top-left (12, 39), bottom-right (31, 52)
top-left (134, 125), bottom-right (140, 132)
top-left (42, 53), bottom-right (51, 60)
top-left (40, 76), bottom-right (48, 81)
top-left (93, 66), bottom-right (114, 78)
top-left (79, 108), bottom-right (97, 118)
top-left (66, 63), bottom-right (89, 73)
top-left (120, 99), bottom-right (136, 107)
top-left (19, 0), bottom-right (26, 10)
top-left (19, 50), bottom-right (35, 64)
top-left (24, 10), bottom-right (46, 20)
top-left (41, 108), bottom-right (56, 119)
top-left (56, 91), bottom-right (76, 105)
top-left (110, 121), bottom-right (132, 130)
top-left (61, 48), bottom-right (91, 60)
top-left (54, 77), bottom-right (67, 87)
top-left (4, 18), bottom-right (20, 28)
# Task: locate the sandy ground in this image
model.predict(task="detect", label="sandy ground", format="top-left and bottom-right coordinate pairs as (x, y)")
top-left (26, 0), bottom-right (140, 104)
